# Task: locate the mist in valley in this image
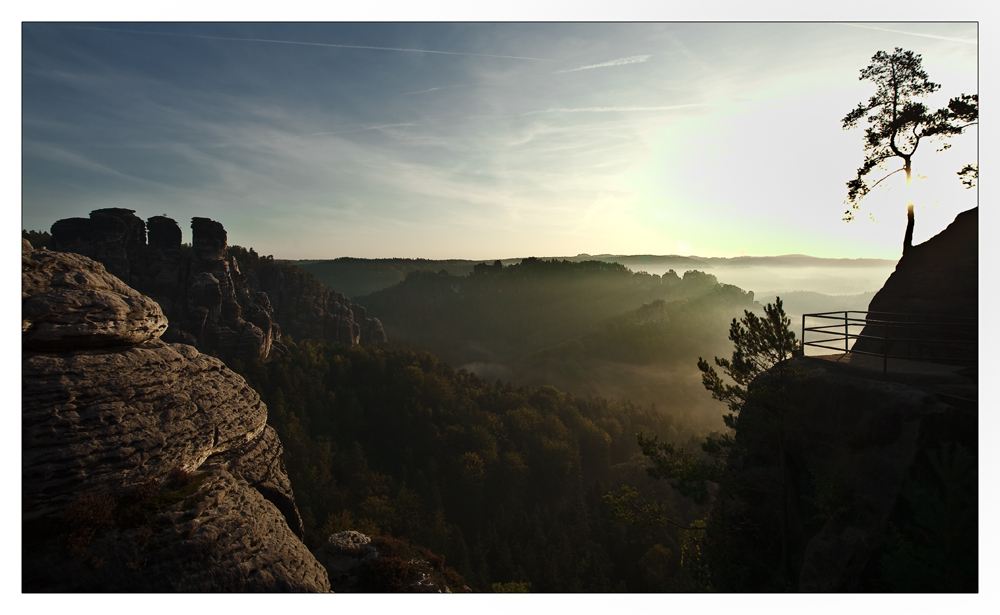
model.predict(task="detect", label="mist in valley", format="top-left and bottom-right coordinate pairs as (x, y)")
top-left (339, 256), bottom-right (894, 439)
top-left (655, 264), bottom-right (893, 296)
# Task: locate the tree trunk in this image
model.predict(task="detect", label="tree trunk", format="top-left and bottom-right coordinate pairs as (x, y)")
top-left (903, 204), bottom-right (915, 254)
top-left (903, 158), bottom-right (914, 254)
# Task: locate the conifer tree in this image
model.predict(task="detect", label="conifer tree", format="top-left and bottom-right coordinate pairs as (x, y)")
top-left (842, 47), bottom-right (977, 253)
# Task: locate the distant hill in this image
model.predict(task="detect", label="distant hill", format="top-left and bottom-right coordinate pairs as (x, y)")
top-left (293, 257), bottom-right (522, 298)
top-left (355, 258), bottom-right (724, 368)
top-left (295, 254), bottom-right (896, 299)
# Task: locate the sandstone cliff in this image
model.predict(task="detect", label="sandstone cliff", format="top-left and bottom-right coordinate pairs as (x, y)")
top-left (22, 239), bottom-right (330, 592)
top-left (49, 209), bottom-right (385, 364)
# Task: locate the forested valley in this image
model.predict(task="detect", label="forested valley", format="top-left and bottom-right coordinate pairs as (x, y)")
top-left (224, 256), bottom-right (767, 591)
top-left (232, 342), bottom-right (708, 591)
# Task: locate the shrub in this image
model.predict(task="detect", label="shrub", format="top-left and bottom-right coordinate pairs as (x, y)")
top-left (166, 466), bottom-right (196, 489)
top-left (362, 556), bottom-right (411, 592)
top-left (62, 492), bottom-right (118, 554)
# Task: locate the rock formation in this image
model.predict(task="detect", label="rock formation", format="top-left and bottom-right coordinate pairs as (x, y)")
top-left (50, 208), bottom-right (146, 286)
top-left (228, 245), bottom-right (387, 348)
top-left (22, 239), bottom-right (330, 592)
top-left (852, 207), bottom-right (977, 365)
top-left (48, 209), bottom-right (385, 363)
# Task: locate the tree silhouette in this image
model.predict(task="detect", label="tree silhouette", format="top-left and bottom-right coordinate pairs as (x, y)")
top-left (632, 299), bottom-right (800, 588)
top-left (842, 47), bottom-right (977, 253)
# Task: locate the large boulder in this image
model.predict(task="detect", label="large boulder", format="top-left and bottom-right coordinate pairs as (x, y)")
top-left (22, 239), bottom-right (168, 350)
top-left (22, 239), bottom-right (329, 592)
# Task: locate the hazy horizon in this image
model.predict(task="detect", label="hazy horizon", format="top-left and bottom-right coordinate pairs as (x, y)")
top-left (298, 253), bottom-right (898, 295)
top-left (290, 251), bottom-right (898, 263)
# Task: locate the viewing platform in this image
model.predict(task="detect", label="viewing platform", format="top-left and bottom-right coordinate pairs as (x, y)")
top-left (799, 352), bottom-right (977, 411)
top-left (808, 351), bottom-right (969, 377)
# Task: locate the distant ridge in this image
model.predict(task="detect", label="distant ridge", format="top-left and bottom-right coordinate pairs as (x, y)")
top-left (292, 254), bottom-right (894, 267)
top-left (295, 254), bottom-right (897, 299)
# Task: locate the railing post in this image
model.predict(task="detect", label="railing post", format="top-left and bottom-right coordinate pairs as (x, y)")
top-left (801, 314), bottom-right (805, 357)
top-left (844, 311), bottom-right (849, 354)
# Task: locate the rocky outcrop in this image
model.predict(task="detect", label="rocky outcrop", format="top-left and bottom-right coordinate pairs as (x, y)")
top-left (48, 210), bottom-right (385, 363)
top-left (852, 207), bottom-right (978, 365)
top-left (22, 239), bottom-right (329, 592)
top-left (312, 531), bottom-right (471, 593)
top-left (50, 208), bottom-right (146, 286)
top-left (312, 531), bottom-right (380, 591)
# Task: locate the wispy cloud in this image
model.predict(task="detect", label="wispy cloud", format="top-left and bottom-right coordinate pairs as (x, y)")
top-left (68, 26), bottom-right (555, 61)
top-left (838, 23), bottom-right (977, 45)
top-left (398, 85), bottom-right (464, 96)
top-left (556, 55), bottom-right (651, 73)
top-left (525, 103), bottom-right (708, 115)
top-left (297, 123), bottom-right (419, 139)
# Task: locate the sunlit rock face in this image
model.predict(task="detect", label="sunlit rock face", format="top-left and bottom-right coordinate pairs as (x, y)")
top-left (22, 239), bottom-right (168, 350)
top-left (22, 240), bottom-right (328, 592)
top-left (852, 207), bottom-right (978, 364)
top-left (48, 210), bottom-right (385, 363)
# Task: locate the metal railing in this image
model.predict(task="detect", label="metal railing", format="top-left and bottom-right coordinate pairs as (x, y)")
top-left (801, 310), bottom-right (977, 375)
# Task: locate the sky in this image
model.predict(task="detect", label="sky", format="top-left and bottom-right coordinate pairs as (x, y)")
top-left (21, 21), bottom-right (980, 260)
